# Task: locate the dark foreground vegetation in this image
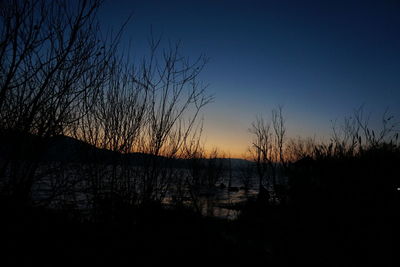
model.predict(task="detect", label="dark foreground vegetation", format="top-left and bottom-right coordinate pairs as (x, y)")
top-left (1, 125), bottom-right (398, 266)
top-left (1, 200), bottom-right (265, 265)
top-left (1, 0), bottom-right (399, 265)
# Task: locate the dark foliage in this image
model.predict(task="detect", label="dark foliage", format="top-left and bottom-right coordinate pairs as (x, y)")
top-left (276, 144), bottom-right (398, 265)
top-left (1, 198), bottom-right (272, 265)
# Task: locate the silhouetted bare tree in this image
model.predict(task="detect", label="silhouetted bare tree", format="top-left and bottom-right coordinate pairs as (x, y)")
top-left (0, 0), bottom-right (119, 203)
top-left (249, 107), bottom-right (287, 202)
top-left (249, 115), bottom-right (271, 193)
top-left (134, 38), bottom-right (212, 203)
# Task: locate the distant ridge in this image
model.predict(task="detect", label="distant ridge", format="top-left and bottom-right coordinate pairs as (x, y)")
top-left (0, 131), bottom-right (253, 168)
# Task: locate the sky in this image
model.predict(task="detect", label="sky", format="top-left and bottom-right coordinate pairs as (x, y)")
top-left (98, 0), bottom-right (400, 158)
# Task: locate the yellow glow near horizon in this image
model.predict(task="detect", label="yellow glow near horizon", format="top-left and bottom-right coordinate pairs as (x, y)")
top-left (201, 118), bottom-right (252, 159)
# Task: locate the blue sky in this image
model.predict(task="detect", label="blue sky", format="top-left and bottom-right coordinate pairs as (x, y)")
top-left (98, 0), bottom-right (400, 156)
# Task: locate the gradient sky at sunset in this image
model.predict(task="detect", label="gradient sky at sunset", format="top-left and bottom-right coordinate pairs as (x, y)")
top-left (99, 0), bottom-right (400, 157)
